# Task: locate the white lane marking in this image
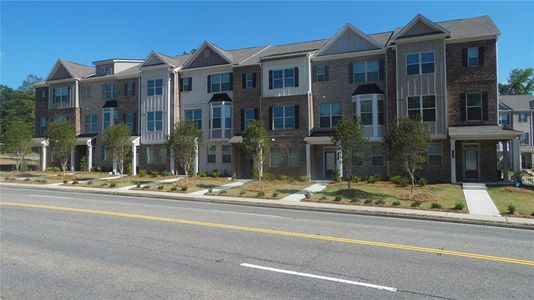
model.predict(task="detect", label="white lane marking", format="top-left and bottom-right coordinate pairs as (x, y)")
top-left (240, 263), bottom-right (397, 292)
top-left (29, 194), bottom-right (72, 199)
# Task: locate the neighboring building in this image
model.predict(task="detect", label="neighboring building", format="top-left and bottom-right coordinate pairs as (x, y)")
top-left (499, 95), bottom-right (534, 169)
top-left (33, 14), bottom-right (523, 183)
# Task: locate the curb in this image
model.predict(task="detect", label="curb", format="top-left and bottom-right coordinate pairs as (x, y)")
top-left (1, 182), bottom-right (533, 230)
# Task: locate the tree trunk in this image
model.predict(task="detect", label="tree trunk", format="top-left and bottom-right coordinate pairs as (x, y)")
top-left (258, 148), bottom-right (264, 191)
top-left (409, 172), bottom-right (415, 196)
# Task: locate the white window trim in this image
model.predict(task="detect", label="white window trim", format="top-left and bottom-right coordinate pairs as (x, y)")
top-left (207, 145), bottom-right (217, 164)
top-left (210, 102), bottom-right (232, 139)
top-left (287, 148), bottom-right (299, 168)
top-left (85, 114), bottom-right (97, 133)
top-left (467, 47), bottom-right (479, 67)
top-left (185, 108), bottom-right (202, 129)
top-left (353, 94), bottom-right (385, 137)
top-left (146, 111), bottom-right (163, 132)
top-left (245, 72), bottom-right (254, 89)
top-left (465, 92), bottom-right (483, 121)
top-left (269, 148), bottom-right (281, 168)
top-left (147, 79), bottom-right (163, 96)
top-left (352, 60), bottom-right (379, 83)
top-left (427, 143), bottom-right (443, 166)
top-left (210, 73), bottom-right (231, 93)
top-left (406, 51), bottom-right (435, 75)
top-left (272, 68), bottom-right (296, 89)
top-left (319, 103), bottom-right (342, 128)
top-left (272, 105), bottom-right (296, 130)
top-left (406, 94), bottom-right (437, 123)
top-left (244, 108), bottom-right (256, 129)
top-left (104, 83), bottom-right (118, 100)
top-left (102, 108), bottom-right (118, 131)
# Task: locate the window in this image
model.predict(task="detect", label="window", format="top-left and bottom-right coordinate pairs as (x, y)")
top-left (84, 114), bottom-right (97, 133)
top-left (39, 90), bottom-right (48, 102)
top-left (103, 83), bottom-right (118, 100)
top-left (53, 87), bottom-right (69, 103)
top-left (146, 146), bottom-right (152, 164)
top-left (499, 113), bottom-right (510, 126)
top-left (102, 145), bottom-right (109, 161)
top-left (520, 133), bottom-right (530, 145)
top-left (353, 94), bottom-right (385, 138)
top-left (81, 86), bottom-right (91, 99)
top-left (222, 145), bottom-right (231, 163)
top-left (518, 113), bottom-right (528, 123)
top-left (207, 146), bottom-right (216, 164)
top-left (245, 72), bottom-right (254, 89)
top-left (287, 148), bottom-right (299, 167)
top-left (316, 65), bottom-right (328, 82)
top-left (319, 103), bottom-right (342, 128)
top-left (210, 102), bottom-right (231, 139)
top-left (272, 68), bottom-right (297, 88)
top-left (103, 109), bottom-right (118, 130)
top-left (98, 65), bottom-right (113, 76)
top-left (406, 52), bottom-right (434, 75)
top-left (146, 111), bottom-right (163, 131)
top-left (209, 73), bottom-right (231, 93)
top-left (125, 112), bottom-right (136, 133)
top-left (39, 117), bottom-right (47, 135)
top-left (359, 99), bottom-right (373, 125)
top-left (428, 143), bottom-right (442, 166)
top-left (244, 108), bottom-right (256, 129)
top-left (147, 79), bottom-right (163, 96)
top-left (185, 109), bottom-right (202, 129)
top-left (466, 93), bottom-right (482, 121)
top-left (270, 148), bottom-right (281, 167)
top-left (408, 95), bottom-right (436, 122)
top-left (126, 82), bottom-right (135, 96)
top-left (159, 147), bottom-right (167, 164)
top-left (352, 60), bottom-right (379, 83)
top-left (181, 77), bottom-right (192, 92)
top-left (273, 105), bottom-right (295, 130)
top-left (467, 47), bottom-right (479, 67)
top-left (372, 146), bottom-right (384, 166)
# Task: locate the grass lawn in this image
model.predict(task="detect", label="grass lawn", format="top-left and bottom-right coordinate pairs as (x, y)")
top-left (141, 176), bottom-right (232, 193)
top-left (306, 181), bottom-right (467, 212)
top-left (486, 185), bottom-right (534, 218)
top-left (210, 180), bottom-right (312, 199)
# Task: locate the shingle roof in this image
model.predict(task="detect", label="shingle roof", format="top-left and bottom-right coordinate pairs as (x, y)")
top-left (448, 125), bottom-right (522, 139)
top-left (114, 65), bottom-right (140, 78)
top-left (240, 39), bottom-right (328, 66)
top-left (499, 95), bottom-right (534, 111)
top-left (60, 59), bottom-right (95, 78)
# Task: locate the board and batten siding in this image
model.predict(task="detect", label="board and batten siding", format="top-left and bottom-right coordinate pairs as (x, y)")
top-left (396, 39), bottom-right (447, 136)
top-left (48, 81), bottom-right (77, 110)
top-left (262, 56), bottom-right (310, 98)
top-left (140, 68), bottom-right (171, 144)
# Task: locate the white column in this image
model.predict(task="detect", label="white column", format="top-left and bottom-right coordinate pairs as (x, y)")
top-left (450, 139), bottom-right (456, 183)
top-left (87, 143), bottom-right (92, 172)
top-left (170, 148), bottom-right (175, 175)
top-left (305, 144), bottom-right (311, 179)
top-left (70, 147), bottom-right (75, 172)
top-left (131, 144), bottom-right (137, 176)
top-left (41, 144), bottom-right (47, 171)
top-left (112, 159), bottom-right (117, 175)
top-left (194, 139), bottom-right (199, 176)
top-left (336, 147), bottom-right (343, 179)
top-left (502, 141), bottom-right (509, 181)
top-left (512, 138), bottom-right (520, 176)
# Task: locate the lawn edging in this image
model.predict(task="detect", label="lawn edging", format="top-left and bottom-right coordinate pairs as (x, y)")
top-left (1, 182), bottom-right (533, 230)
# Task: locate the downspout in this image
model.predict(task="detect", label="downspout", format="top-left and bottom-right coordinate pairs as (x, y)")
top-left (307, 53), bottom-right (312, 136)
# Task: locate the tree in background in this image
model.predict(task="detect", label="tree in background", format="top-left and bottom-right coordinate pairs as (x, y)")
top-left (242, 120), bottom-right (270, 190)
top-left (0, 84), bottom-right (34, 145)
top-left (46, 121), bottom-right (76, 178)
top-left (103, 123), bottom-right (132, 176)
top-left (4, 119), bottom-right (33, 171)
top-left (167, 121), bottom-right (202, 186)
top-left (499, 68), bottom-right (534, 95)
top-left (385, 117), bottom-right (431, 196)
top-left (331, 118), bottom-right (368, 190)
top-left (18, 74), bottom-right (43, 93)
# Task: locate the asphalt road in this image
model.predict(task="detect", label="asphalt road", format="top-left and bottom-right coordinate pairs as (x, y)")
top-left (1, 186), bottom-right (533, 299)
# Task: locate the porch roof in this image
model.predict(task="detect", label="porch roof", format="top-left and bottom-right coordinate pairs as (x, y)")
top-left (448, 125), bottom-right (522, 140)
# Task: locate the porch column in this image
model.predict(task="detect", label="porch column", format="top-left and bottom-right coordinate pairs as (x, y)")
top-left (170, 148), bottom-right (175, 175)
top-left (512, 138), bottom-right (520, 176)
top-left (87, 141), bottom-right (93, 172)
top-left (502, 141), bottom-right (509, 181)
top-left (336, 147), bottom-right (343, 179)
top-left (41, 142), bottom-right (48, 171)
top-left (112, 159), bottom-right (117, 175)
top-left (194, 138), bottom-right (199, 176)
top-left (70, 147), bottom-right (75, 172)
top-left (131, 143), bottom-right (137, 176)
top-left (450, 139), bottom-right (456, 183)
top-left (305, 143), bottom-right (311, 179)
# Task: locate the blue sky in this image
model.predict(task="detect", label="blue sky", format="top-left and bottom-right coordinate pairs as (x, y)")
top-left (1, 1), bottom-right (533, 88)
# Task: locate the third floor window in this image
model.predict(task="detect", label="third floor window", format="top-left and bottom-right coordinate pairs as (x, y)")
top-left (272, 105), bottom-right (296, 130)
top-left (269, 68), bottom-right (299, 89)
top-left (352, 60), bottom-right (379, 83)
top-left (208, 73), bottom-right (232, 93)
top-left (180, 77), bottom-right (192, 92)
top-left (146, 111), bottom-right (163, 131)
top-left (408, 95), bottom-right (436, 122)
top-left (406, 52), bottom-right (434, 75)
top-left (103, 83), bottom-right (118, 100)
top-left (147, 79), bottom-right (163, 96)
top-left (53, 87), bottom-right (69, 103)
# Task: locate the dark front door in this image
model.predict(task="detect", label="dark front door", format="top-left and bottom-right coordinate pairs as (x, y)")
top-left (463, 146), bottom-right (479, 181)
top-left (324, 151), bottom-right (336, 179)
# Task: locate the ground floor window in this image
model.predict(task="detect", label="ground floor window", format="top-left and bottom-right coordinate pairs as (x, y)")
top-left (222, 145), bottom-right (231, 163)
top-left (270, 148), bottom-right (281, 167)
top-left (520, 133), bottom-right (529, 145)
top-left (371, 146), bottom-right (384, 166)
top-left (287, 148), bottom-right (299, 167)
top-left (428, 143), bottom-right (443, 166)
top-left (207, 146), bottom-right (216, 164)
top-left (159, 147), bottom-right (167, 164)
top-left (146, 146), bottom-right (153, 164)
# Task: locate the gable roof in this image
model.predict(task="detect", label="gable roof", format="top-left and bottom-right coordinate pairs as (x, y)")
top-left (181, 41), bottom-right (233, 69)
top-left (182, 42), bottom-right (269, 69)
top-left (316, 23), bottom-right (383, 56)
top-left (499, 95), bottom-right (534, 111)
top-left (46, 59), bottom-right (95, 81)
top-left (393, 14), bottom-right (450, 41)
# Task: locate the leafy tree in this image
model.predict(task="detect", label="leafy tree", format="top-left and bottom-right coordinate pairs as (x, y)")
top-left (241, 120), bottom-right (270, 190)
top-left (499, 68), bottom-right (534, 95)
top-left (103, 123), bottom-right (132, 176)
top-left (167, 121), bottom-right (202, 186)
top-left (0, 85), bottom-right (34, 145)
top-left (18, 74), bottom-right (43, 93)
top-left (4, 119), bottom-right (33, 171)
top-left (331, 118), bottom-right (368, 190)
top-left (46, 121), bottom-right (76, 178)
top-left (385, 117), bottom-right (430, 195)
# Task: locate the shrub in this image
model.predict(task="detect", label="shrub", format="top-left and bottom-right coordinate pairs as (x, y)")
top-left (135, 181), bottom-right (141, 188)
top-left (199, 171), bottom-right (208, 177)
top-left (63, 180), bottom-right (68, 184)
top-left (319, 195), bottom-right (327, 201)
top-left (39, 179), bottom-right (48, 184)
top-left (256, 191), bottom-right (266, 198)
top-left (101, 182), bottom-right (108, 187)
top-left (350, 198), bottom-right (360, 203)
top-left (109, 182), bottom-right (116, 188)
top-left (80, 156), bottom-right (88, 172)
top-left (47, 166), bottom-right (61, 172)
top-left (161, 170), bottom-right (170, 177)
top-left (181, 186), bottom-right (188, 192)
top-left (411, 200), bottom-right (422, 207)
top-left (272, 191), bottom-right (279, 197)
top-left (139, 169), bottom-right (147, 177)
top-left (170, 186), bottom-right (177, 191)
top-left (375, 199), bottom-right (385, 205)
top-left (239, 190), bottom-right (247, 196)
top-left (142, 185), bottom-right (150, 190)
top-left (263, 173), bottom-right (273, 181)
top-left (150, 170), bottom-right (159, 177)
top-left (431, 202), bottom-right (442, 209)
top-left (332, 167), bottom-right (341, 182)
top-left (212, 170), bottom-right (221, 178)
top-left (299, 175), bottom-right (310, 182)
top-left (158, 185), bottom-right (164, 190)
top-left (507, 204), bottom-right (516, 214)
top-left (390, 175), bottom-right (402, 184)
top-left (418, 177), bottom-right (427, 187)
top-left (208, 187), bottom-right (213, 193)
top-left (304, 192), bottom-right (311, 199)
top-left (24, 178), bottom-right (31, 182)
top-left (278, 175), bottom-right (288, 181)
top-left (391, 175), bottom-right (408, 187)
top-left (367, 175), bottom-right (380, 184)
top-left (453, 202), bottom-right (465, 210)
top-left (86, 180), bottom-right (92, 185)
top-left (392, 201), bottom-right (401, 206)
top-left (219, 189), bottom-right (228, 195)
top-left (94, 166), bottom-right (102, 172)
top-left (334, 195), bottom-right (342, 201)
top-left (364, 199), bottom-right (373, 204)
top-left (72, 180), bottom-right (79, 185)
top-left (351, 175), bottom-right (362, 183)
top-left (127, 163), bottom-right (133, 177)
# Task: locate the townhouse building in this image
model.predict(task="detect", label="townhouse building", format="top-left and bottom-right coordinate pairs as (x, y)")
top-left (499, 95), bottom-right (534, 169)
top-left (33, 14), bottom-right (523, 183)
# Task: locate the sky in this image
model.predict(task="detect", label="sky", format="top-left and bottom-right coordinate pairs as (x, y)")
top-left (1, 1), bottom-right (533, 89)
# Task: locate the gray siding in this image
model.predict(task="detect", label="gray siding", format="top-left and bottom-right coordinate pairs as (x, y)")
top-left (321, 30), bottom-right (379, 56)
top-left (49, 65), bottom-right (71, 81)
top-left (402, 22), bottom-right (441, 38)
top-left (188, 47), bottom-right (229, 69)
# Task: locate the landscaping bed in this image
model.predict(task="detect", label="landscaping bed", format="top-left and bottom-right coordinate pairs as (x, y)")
top-left (486, 185), bottom-right (534, 218)
top-left (208, 180), bottom-right (312, 199)
top-left (139, 176), bottom-right (231, 193)
top-left (304, 181), bottom-right (468, 212)
top-left (1, 171), bottom-right (110, 184)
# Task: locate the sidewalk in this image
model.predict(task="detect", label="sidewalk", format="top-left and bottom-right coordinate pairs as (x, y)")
top-left (1, 182), bottom-right (532, 229)
top-left (462, 183), bottom-right (501, 216)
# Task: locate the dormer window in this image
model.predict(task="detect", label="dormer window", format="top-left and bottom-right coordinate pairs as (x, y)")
top-left (98, 65), bottom-right (113, 76)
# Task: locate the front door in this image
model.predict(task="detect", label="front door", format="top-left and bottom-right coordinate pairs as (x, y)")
top-left (324, 151), bottom-right (336, 179)
top-left (464, 146), bottom-right (479, 181)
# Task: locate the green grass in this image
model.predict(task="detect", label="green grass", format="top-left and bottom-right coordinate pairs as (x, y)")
top-left (486, 185), bottom-right (534, 217)
top-left (307, 181), bottom-right (467, 212)
top-left (217, 180), bottom-right (312, 199)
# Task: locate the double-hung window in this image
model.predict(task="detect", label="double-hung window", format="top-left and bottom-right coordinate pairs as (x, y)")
top-left (245, 72), bottom-right (254, 88)
top-left (185, 109), bottom-right (202, 129)
top-left (316, 65), bottom-right (327, 82)
top-left (125, 112), bottom-right (136, 133)
top-left (520, 133), bottom-right (530, 145)
top-left (319, 103), bottom-right (342, 128)
top-left (406, 52), bottom-right (434, 75)
top-left (467, 47), bottom-right (479, 67)
top-left (353, 94), bottom-right (385, 137)
top-left (126, 82), bottom-right (135, 96)
top-left (103, 109), bottom-right (118, 130)
top-left (210, 102), bottom-right (231, 139)
top-left (180, 77), bottom-right (192, 92)
top-left (81, 86), bottom-right (90, 99)
top-left (272, 68), bottom-right (296, 88)
top-left (40, 90), bottom-right (48, 102)
top-left (352, 60), bottom-right (379, 82)
top-left (244, 108), bottom-right (256, 129)
top-left (54, 87), bottom-right (69, 103)
top-left (287, 148), bottom-right (299, 167)
top-left (499, 113), bottom-right (510, 126)
top-left (84, 114), bottom-right (97, 133)
top-left (371, 146), bottom-right (384, 166)
top-left (273, 105), bottom-right (295, 130)
top-left (146, 111), bottom-right (163, 131)
top-left (518, 112), bottom-right (528, 123)
top-left (209, 73), bottom-right (231, 93)
top-left (222, 145), bottom-right (232, 163)
top-left (147, 79), bottom-right (163, 96)
top-left (466, 93), bottom-right (482, 121)
top-left (39, 117), bottom-right (47, 135)
top-left (103, 83), bottom-right (118, 100)
top-left (359, 99), bottom-right (373, 125)
top-left (270, 148), bottom-right (281, 167)
top-left (428, 143), bottom-right (443, 166)
top-left (408, 95), bottom-right (436, 122)
top-left (207, 146), bottom-right (216, 164)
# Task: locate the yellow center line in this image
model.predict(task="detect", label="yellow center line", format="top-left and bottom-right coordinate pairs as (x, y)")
top-left (2, 201), bottom-right (533, 267)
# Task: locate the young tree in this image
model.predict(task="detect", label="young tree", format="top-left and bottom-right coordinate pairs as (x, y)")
top-left (385, 117), bottom-right (431, 195)
top-left (499, 68), bottom-right (534, 95)
top-left (331, 118), bottom-right (368, 190)
top-left (103, 123), bottom-right (132, 176)
top-left (4, 119), bottom-right (33, 171)
top-left (167, 121), bottom-right (202, 186)
top-left (241, 120), bottom-right (270, 190)
top-left (18, 74), bottom-right (43, 93)
top-left (46, 121), bottom-right (76, 178)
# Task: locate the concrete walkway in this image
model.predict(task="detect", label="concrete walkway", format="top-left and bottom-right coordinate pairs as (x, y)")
top-left (462, 183), bottom-right (501, 216)
top-left (280, 181), bottom-right (329, 202)
top-left (190, 179), bottom-right (251, 195)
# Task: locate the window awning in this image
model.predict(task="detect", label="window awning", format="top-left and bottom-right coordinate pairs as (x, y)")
top-left (209, 93), bottom-right (232, 103)
top-left (228, 135), bottom-right (243, 144)
top-left (352, 84), bottom-right (384, 95)
top-left (103, 100), bottom-right (118, 108)
top-left (448, 125), bottom-right (522, 140)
